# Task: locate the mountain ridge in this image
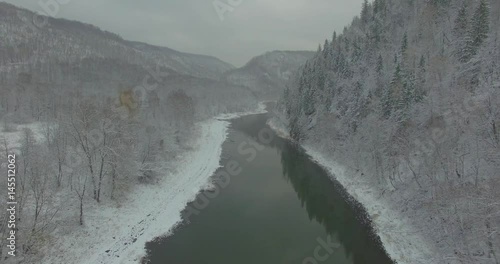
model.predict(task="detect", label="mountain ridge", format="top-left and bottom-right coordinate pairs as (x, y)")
top-left (0, 1), bottom-right (234, 80)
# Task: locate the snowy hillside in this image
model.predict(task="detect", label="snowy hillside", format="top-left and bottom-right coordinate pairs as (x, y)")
top-left (224, 51), bottom-right (314, 100)
top-left (0, 2), bottom-right (257, 125)
top-left (128, 42), bottom-right (234, 80)
top-left (0, 2), bottom-right (233, 80)
top-left (275, 0), bottom-right (500, 263)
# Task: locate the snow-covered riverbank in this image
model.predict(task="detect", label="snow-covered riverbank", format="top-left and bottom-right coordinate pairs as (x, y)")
top-left (267, 118), bottom-right (436, 264)
top-left (37, 119), bottom-right (228, 264)
top-left (34, 104), bottom-right (267, 264)
top-left (302, 147), bottom-right (436, 264)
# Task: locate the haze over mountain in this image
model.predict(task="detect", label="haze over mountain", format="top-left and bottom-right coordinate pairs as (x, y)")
top-left (224, 50), bottom-right (314, 100)
top-left (2, 0), bottom-right (365, 66)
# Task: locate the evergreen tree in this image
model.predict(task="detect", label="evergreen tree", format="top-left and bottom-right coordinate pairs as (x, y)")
top-left (382, 64), bottom-right (404, 118)
top-left (322, 39), bottom-right (330, 59)
top-left (371, 17), bottom-right (382, 44)
top-left (289, 116), bottom-right (301, 141)
top-left (381, 84), bottom-right (393, 118)
top-left (361, 0), bottom-right (370, 24)
top-left (403, 71), bottom-right (417, 108)
top-left (390, 64), bottom-right (404, 110)
top-left (453, 2), bottom-right (468, 39)
top-left (376, 54), bottom-right (384, 75)
top-left (453, 2), bottom-right (469, 62)
top-left (401, 32), bottom-right (409, 54)
top-left (471, 0), bottom-right (490, 48)
top-left (375, 54), bottom-right (385, 97)
top-left (373, 0), bottom-right (386, 17)
top-left (416, 55), bottom-right (426, 100)
top-left (464, 0), bottom-right (490, 60)
top-left (418, 55), bottom-right (426, 73)
top-left (314, 58), bottom-right (327, 89)
top-left (352, 38), bottom-right (362, 62)
top-left (325, 90), bottom-right (333, 112)
top-left (302, 88), bottom-right (315, 116)
top-left (373, 0), bottom-right (380, 15)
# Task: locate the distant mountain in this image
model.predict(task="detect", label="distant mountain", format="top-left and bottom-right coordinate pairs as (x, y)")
top-left (224, 51), bottom-right (314, 100)
top-left (0, 2), bottom-right (256, 121)
top-left (0, 2), bottom-right (233, 80)
top-left (128, 41), bottom-right (234, 80)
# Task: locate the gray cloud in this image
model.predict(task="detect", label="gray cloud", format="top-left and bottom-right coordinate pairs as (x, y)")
top-left (5, 0), bottom-right (364, 66)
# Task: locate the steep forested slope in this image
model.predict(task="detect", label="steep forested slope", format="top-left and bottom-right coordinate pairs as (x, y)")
top-left (276, 0), bottom-right (500, 263)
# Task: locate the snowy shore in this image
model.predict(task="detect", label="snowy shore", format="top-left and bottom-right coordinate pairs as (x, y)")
top-left (302, 147), bottom-right (436, 264)
top-left (37, 119), bottom-right (228, 264)
top-left (35, 104), bottom-right (267, 264)
top-left (267, 118), bottom-right (435, 264)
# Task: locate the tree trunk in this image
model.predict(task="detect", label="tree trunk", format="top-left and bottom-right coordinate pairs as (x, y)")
top-left (493, 120), bottom-right (498, 143)
top-left (97, 155), bottom-right (105, 203)
top-left (111, 165), bottom-right (116, 200)
top-left (79, 198), bottom-right (84, 226)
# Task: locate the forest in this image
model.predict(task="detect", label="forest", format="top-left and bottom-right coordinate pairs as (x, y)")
top-left (275, 0), bottom-right (500, 262)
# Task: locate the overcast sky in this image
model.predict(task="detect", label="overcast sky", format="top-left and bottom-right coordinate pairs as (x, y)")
top-left (6, 0), bottom-right (364, 66)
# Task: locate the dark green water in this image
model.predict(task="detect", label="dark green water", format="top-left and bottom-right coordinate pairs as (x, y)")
top-left (143, 113), bottom-right (392, 264)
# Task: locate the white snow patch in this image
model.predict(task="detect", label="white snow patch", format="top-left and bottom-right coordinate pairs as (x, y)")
top-left (0, 122), bottom-right (45, 153)
top-left (216, 102), bottom-right (267, 120)
top-left (302, 146), bottom-right (436, 264)
top-left (267, 117), bottom-right (290, 139)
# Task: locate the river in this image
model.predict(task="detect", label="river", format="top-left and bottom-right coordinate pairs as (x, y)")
top-left (143, 111), bottom-right (392, 264)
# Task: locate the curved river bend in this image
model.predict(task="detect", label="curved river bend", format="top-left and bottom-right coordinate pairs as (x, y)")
top-left (143, 112), bottom-right (392, 264)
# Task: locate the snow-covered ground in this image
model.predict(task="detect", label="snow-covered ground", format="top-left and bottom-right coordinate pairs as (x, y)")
top-left (0, 122), bottom-right (46, 153)
top-left (216, 101), bottom-right (267, 120)
top-left (267, 117), bottom-right (436, 264)
top-left (33, 119), bottom-right (228, 264)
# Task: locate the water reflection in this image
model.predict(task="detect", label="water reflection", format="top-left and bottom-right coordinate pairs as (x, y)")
top-left (143, 112), bottom-right (392, 264)
top-left (279, 140), bottom-right (392, 264)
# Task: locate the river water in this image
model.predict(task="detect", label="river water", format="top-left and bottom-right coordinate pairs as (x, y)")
top-left (143, 112), bottom-right (392, 264)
